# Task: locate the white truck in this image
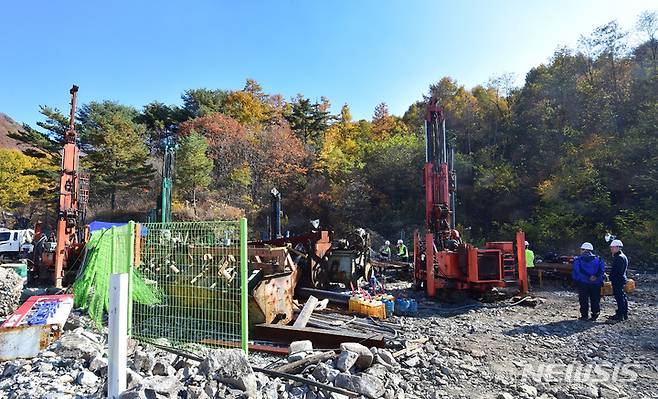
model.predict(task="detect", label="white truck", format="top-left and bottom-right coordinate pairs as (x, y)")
top-left (0, 228), bottom-right (34, 261)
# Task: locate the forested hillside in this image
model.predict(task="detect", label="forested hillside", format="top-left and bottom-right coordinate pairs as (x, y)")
top-left (6, 15), bottom-right (658, 267)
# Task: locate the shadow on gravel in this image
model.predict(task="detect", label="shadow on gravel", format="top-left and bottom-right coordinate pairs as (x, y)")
top-left (504, 319), bottom-right (596, 337)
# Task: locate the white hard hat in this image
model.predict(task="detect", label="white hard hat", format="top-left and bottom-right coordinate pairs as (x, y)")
top-left (397, 239), bottom-right (404, 245)
top-left (610, 239), bottom-right (623, 248)
top-left (385, 240), bottom-right (390, 245)
top-left (524, 241), bottom-right (529, 246)
top-left (580, 242), bottom-right (594, 251)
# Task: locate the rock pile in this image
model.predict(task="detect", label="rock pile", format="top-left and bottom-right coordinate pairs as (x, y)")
top-left (0, 267), bottom-right (22, 316)
top-left (119, 340), bottom-right (406, 399)
top-left (0, 323), bottom-right (407, 399)
top-left (1, 273), bottom-right (657, 399)
top-left (0, 328), bottom-right (106, 399)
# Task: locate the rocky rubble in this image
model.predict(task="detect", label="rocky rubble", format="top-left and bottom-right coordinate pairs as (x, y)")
top-left (119, 340), bottom-right (404, 399)
top-left (0, 327), bottom-right (106, 399)
top-left (0, 267), bottom-right (22, 316)
top-left (1, 273), bottom-right (657, 399)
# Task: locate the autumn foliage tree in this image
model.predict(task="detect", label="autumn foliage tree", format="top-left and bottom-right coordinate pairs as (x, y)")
top-left (7, 13), bottom-right (658, 268)
top-left (0, 149), bottom-right (44, 210)
top-left (178, 111), bottom-right (310, 216)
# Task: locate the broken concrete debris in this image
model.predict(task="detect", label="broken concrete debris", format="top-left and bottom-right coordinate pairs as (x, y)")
top-left (336, 350), bottom-right (359, 372)
top-left (335, 372), bottom-right (386, 399)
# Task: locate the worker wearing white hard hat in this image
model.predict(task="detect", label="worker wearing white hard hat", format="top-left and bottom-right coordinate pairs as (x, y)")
top-left (608, 239), bottom-right (629, 322)
top-left (572, 241), bottom-right (605, 321)
top-left (396, 239), bottom-right (409, 263)
top-left (379, 240), bottom-right (392, 261)
top-left (610, 239), bottom-right (623, 248)
top-left (580, 242), bottom-right (594, 251)
top-left (524, 241), bottom-right (535, 269)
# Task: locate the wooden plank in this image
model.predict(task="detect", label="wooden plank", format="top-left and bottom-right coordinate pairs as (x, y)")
top-left (393, 337), bottom-right (428, 358)
top-left (293, 296), bottom-right (318, 328)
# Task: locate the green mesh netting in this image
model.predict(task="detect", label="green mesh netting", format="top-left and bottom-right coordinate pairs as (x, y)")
top-left (73, 223), bottom-right (161, 329)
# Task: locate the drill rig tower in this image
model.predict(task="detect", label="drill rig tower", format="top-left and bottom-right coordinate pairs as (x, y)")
top-left (414, 98), bottom-right (528, 297)
top-left (33, 85), bottom-right (89, 288)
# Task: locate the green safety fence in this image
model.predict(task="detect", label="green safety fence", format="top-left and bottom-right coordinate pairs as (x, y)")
top-left (73, 222), bottom-right (160, 330)
top-left (130, 219), bottom-right (249, 353)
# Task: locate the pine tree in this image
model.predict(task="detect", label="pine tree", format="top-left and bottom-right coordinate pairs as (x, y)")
top-left (78, 101), bottom-right (154, 210)
top-left (285, 95), bottom-right (330, 147)
top-left (175, 130), bottom-right (212, 212)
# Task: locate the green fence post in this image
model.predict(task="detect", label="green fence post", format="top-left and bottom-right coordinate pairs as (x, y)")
top-left (240, 217), bottom-right (248, 354)
top-left (127, 221), bottom-right (135, 336)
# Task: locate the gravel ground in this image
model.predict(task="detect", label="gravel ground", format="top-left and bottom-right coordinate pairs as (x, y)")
top-left (0, 272), bottom-right (656, 399)
top-left (382, 272), bottom-right (658, 399)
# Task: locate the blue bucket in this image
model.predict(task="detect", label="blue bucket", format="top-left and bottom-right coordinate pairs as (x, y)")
top-left (382, 299), bottom-right (394, 318)
top-left (394, 298), bottom-right (409, 316)
top-left (394, 298), bottom-right (417, 316)
top-left (407, 299), bottom-right (418, 316)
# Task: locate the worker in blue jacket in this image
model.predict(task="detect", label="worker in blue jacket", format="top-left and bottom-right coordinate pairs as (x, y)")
top-left (607, 239), bottom-right (628, 322)
top-left (572, 242), bottom-right (605, 321)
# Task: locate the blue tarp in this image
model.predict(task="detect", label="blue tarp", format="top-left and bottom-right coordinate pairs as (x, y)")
top-left (88, 221), bottom-right (148, 236)
top-left (88, 221), bottom-right (128, 233)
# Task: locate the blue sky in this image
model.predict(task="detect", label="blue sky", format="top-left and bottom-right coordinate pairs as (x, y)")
top-left (1, 1), bottom-right (655, 127)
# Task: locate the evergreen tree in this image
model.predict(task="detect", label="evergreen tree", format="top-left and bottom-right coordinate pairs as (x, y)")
top-left (285, 95), bottom-right (330, 147)
top-left (78, 101), bottom-right (154, 210)
top-left (181, 88), bottom-right (229, 118)
top-left (8, 106), bottom-right (76, 202)
top-left (137, 102), bottom-right (185, 152)
top-left (175, 130), bottom-right (212, 212)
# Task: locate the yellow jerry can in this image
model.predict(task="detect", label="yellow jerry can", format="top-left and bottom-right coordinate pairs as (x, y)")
top-left (601, 279), bottom-right (635, 296)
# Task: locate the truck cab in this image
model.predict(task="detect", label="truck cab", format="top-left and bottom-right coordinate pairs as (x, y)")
top-left (0, 228), bottom-right (35, 261)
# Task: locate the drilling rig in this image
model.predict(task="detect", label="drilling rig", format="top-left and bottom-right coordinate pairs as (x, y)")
top-left (32, 85), bottom-right (89, 288)
top-left (413, 98), bottom-right (528, 297)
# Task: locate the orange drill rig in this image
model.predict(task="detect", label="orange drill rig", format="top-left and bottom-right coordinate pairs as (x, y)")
top-left (33, 85), bottom-right (89, 288)
top-left (413, 98), bottom-right (528, 298)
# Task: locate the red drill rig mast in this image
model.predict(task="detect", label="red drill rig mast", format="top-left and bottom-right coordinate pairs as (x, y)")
top-left (34, 85), bottom-right (88, 288)
top-left (423, 98), bottom-right (454, 248)
top-left (414, 98), bottom-right (528, 297)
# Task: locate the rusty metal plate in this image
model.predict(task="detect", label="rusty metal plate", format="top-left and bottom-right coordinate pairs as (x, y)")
top-left (0, 324), bottom-right (60, 361)
top-left (251, 271), bottom-right (296, 325)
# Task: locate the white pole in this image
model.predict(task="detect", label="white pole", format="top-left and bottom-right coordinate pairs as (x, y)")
top-left (108, 273), bottom-right (128, 398)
